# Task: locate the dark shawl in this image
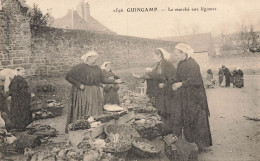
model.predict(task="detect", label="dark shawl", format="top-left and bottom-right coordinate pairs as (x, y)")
top-left (66, 63), bottom-right (116, 88)
top-left (176, 57), bottom-right (212, 147)
top-left (9, 75), bottom-right (32, 130)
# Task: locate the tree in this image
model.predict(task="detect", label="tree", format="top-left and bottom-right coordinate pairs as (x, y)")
top-left (27, 4), bottom-right (50, 26)
top-left (234, 25), bottom-right (259, 54)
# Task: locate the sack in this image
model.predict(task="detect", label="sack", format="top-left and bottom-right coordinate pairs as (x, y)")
top-left (15, 134), bottom-right (41, 152)
top-left (164, 134), bottom-right (198, 161)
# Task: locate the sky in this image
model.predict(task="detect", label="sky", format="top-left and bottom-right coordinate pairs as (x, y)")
top-left (26, 0), bottom-right (260, 39)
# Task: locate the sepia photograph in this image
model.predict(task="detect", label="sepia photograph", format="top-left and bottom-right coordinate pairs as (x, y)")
top-left (0, 0), bottom-right (260, 160)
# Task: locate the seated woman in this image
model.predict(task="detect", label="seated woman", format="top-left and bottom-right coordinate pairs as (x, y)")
top-left (101, 62), bottom-right (121, 105)
top-left (8, 67), bottom-right (32, 131)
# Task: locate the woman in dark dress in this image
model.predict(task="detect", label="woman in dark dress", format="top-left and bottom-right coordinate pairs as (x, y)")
top-left (233, 67), bottom-right (244, 88)
top-left (218, 66), bottom-right (224, 86)
top-left (133, 48), bottom-right (177, 134)
top-left (101, 62), bottom-right (120, 105)
top-left (172, 43), bottom-right (212, 150)
top-left (65, 51), bottom-right (122, 133)
top-left (223, 67), bottom-right (231, 87)
top-left (9, 68), bottom-right (32, 130)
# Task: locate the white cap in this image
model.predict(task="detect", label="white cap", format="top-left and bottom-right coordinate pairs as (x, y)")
top-left (81, 51), bottom-right (98, 61)
top-left (156, 48), bottom-right (171, 61)
top-left (175, 43), bottom-right (194, 58)
top-left (101, 61), bottom-right (111, 70)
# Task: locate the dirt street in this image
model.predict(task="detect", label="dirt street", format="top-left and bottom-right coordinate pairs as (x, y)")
top-left (198, 75), bottom-right (260, 161)
top-left (127, 75), bottom-right (260, 161)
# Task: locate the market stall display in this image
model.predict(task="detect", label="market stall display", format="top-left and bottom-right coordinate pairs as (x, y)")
top-left (31, 100), bottom-right (64, 120)
top-left (131, 113), bottom-right (162, 140)
top-left (131, 137), bottom-right (161, 158)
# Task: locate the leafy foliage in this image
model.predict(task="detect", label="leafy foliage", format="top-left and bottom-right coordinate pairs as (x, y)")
top-left (28, 4), bottom-right (50, 26)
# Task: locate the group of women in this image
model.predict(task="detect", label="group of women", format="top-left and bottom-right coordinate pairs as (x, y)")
top-left (65, 51), bottom-right (122, 133)
top-left (66, 43), bottom-right (212, 151)
top-left (218, 66), bottom-right (244, 88)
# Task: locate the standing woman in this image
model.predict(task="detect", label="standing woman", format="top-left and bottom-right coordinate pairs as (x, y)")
top-left (65, 51), bottom-right (121, 133)
top-left (101, 62), bottom-right (120, 105)
top-left (9, 67), bottom-right (32, 131)
top-left (218, 66), bottom-right (224, 86)
top-left (146, 48), bottom-right (176, 134)
top-left (172, 43), bottom-right (212, 150)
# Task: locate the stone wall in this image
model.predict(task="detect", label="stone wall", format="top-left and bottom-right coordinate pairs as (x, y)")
top-left (30, 26), bottom-right (177, 76)
top-left (0, 0), bottom-right (32, 73)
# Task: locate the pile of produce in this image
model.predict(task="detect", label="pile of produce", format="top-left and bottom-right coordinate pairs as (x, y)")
top-left (131, 113), bottom-right (162, 140)
top-left (131, 95), bottom-right (157, 113)
top-left (68, 120), bottom-right (91, 131)
top-left (26, 135), bottom-right (118, 161)
top-left (0, 129), bottom-right (18, 156)
top-left (32, 100), bottom-right (64, 120)
top-left (131, 138), bottom-right (161, 158)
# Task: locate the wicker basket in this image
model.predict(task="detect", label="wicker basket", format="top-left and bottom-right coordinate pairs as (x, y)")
top-left (103, 146), bottom-right (130, 159)
top-left (104, 124), bottom-right (140, 138)
top-left (131, 138), bottom-right (161, 158)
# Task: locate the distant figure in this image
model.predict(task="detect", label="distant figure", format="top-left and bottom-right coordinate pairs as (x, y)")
top-left (233, 67), bottom-right (244, 88)
top-left (218, 66), bottom-right (224, 86)
top-left (223, 66), bottom-right (231, 87)
top-left (101, 62), bottom-right (121, 105)
top-left (205, 69), bottom-right (214, 88)
top-left (9, 67), bottom-right (32, 131)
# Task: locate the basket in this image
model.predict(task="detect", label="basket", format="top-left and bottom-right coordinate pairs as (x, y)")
top-left (45, 106), bottom-right (64, 117)
top-left (131, 138), bottom-right (161, 158)
top-left (103, 140), bottom-right (131, 159)
top-left (104, 124), bottom-right (140, 138)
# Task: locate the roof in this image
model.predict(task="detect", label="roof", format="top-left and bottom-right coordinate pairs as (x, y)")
top-left (52, 10), bottom-right (114, 34)
top-left (160, 33), bottom-right (216, 55)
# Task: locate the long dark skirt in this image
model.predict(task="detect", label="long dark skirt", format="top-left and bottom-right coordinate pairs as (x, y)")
top-left (225, 76), bottom-right (231, 87)
top-left (183, 110), bottom-right (212, 148)
top-left (161, 93), bottom-right (182, 136)
top-left (234, 75), bottom-right (244, 88)
top-left (219, 74), bottom-right (223, 85)
top-left (65, 85), bottom-right (103, 133)
top-left (9, 93), bottom-right (32, 130)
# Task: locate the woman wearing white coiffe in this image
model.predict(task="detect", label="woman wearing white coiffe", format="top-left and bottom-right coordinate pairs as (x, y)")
top-left (132, 48), bottom-right (177, 134)
top-left (172, 43), bottom-right (212, 150)
top-left (65, 51), bottom-right (122, 133)
top-left (101, 61), bottom-right (121, 105)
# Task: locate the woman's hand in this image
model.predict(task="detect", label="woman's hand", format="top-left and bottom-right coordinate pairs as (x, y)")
top-left (159, 83), bottom-right (165, 88)
top-left (115, 79), bottom-right (123, 84)
top-left (132, 73), bottom-right (141, 78)
top-left (79, 84), bottom-right (85, 90)
top-left (172, 82), bottom-right (182, 91)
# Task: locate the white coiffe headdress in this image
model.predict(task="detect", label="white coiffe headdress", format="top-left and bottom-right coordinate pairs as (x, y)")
top-left (101, 61), bottom-right (111, 70)
top-left (81, 51), bottom-right (98, 61)
top-left (175, 43), bottom-right (194, 58)
top-left (156, 48), bottom-right (171, 61)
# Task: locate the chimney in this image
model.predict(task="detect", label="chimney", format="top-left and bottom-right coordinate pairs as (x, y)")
top-left (85, 2), bottom-right (90, 22)
top-left (0, 0), bottom-right (2, 10)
